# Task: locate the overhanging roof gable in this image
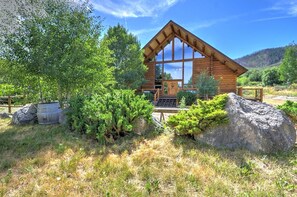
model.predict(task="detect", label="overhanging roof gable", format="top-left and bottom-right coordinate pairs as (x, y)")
top-left (143, 20), bottom-right (247, 76)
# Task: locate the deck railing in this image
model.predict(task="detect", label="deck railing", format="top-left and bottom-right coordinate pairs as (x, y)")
top-left (141, 88), bottom-right (161, 102)
top-left (154, 88), bottom-right (160, 102)
top-left (237, 87), bottom-right (263, 102)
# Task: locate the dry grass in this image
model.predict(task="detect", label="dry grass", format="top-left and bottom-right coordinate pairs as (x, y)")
top-left (0, 119), bottom-right (296, 196)
top-left (264, 87), bottom-right (297, 97)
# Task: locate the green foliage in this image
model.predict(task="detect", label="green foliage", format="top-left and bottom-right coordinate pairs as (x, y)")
top-left (0, 84), bottom-right (21, 96)
top-left (167, 94), bottom-right (229, 135)
top-left (179, 96), bottom-right (186, 108)
top-left (277, 100), bottom-right (297, 122)
top-left (195, 71), bottom-right (219, 99)
top-left (262, 67), bottom-right (281, 86)
top-left (247, 69), bottom-right (263, 82)
top-left (1, 0), bottom-right (114, 103)
top-left (67, 90), bottom-right (153, 143)
top-left (103, 24), bottom-right (147, 89)
top-left (237, 76), bottom-right (250, 86)
top-left (177, 91), bottom-right (197, 106)
top-left (280, 44), bottom-right (297, 84)
top-left (143, 92), bottom-right (154, 102)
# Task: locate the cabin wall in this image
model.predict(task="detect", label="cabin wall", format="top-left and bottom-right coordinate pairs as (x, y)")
top-left (142, 62), bottom-right (155, 89)
top-left (193, 57), bottom-right (237, 93)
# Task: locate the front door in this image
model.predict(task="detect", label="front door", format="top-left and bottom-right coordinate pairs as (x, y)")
top-left (163, 80), bottom-right (179, 96)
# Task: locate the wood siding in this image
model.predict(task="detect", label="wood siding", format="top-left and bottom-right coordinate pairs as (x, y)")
top-left (142, 62), bottom-right (155, 89)
top-left (213, 60), bottom-right (237, 93)
top-left (193, 57), bottom-right (237, 93)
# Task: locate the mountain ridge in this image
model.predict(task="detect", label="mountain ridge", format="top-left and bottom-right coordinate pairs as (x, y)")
top-left (235, 46), bottom-right (286, 68)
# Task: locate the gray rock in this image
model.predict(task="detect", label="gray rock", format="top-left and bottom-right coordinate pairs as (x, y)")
top-left (194, 93), bottom-right (296, 153)
top-left (132, 117), bottom-right (150, 135)
top-left (12, 104), bottom-right (37, 125)
top-left (132, 116), bottom-right (163, 135)
top-left (0, 112), bottom-right (10, 119)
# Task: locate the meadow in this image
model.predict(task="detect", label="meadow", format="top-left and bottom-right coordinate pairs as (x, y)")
top-left (0, 118), bottom-right (296, 196)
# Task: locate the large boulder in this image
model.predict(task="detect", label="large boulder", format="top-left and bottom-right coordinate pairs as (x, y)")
top-left (12, 104), bottom-right (37, 125)
top-left (194, 93), bottom-right (296, 153)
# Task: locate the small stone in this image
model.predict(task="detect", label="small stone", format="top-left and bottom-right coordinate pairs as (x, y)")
top-left (0, 112), bottom-right (10, 119)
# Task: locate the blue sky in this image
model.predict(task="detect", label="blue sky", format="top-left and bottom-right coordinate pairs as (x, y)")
top-left (91, 0), bottom-right (297, 59)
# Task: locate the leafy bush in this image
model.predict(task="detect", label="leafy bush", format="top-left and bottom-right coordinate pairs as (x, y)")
top-left (237, 76), bottom-right (250, 86)
top-left (177, 91), bottom-right (197, 106)
top-left (277, 101), bottom-right (297, 122)
top-left (179, 96), bottom-right (186, 108)
top-left (0, 84), bottom-right (21, 96)
top-left (67, 90), bottom-right (153, 143)
top-left (167, 94), bottom-right (229, 135)
top-left (262, 67), bottom-right (282, 86)
top-left (143, 91), bottom-right (154, 102)
top-left (196, 71), bottom-right (219, 99)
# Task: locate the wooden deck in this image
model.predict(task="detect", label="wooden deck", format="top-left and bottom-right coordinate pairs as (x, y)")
top-left (154, 107), bottom-right (188, 122)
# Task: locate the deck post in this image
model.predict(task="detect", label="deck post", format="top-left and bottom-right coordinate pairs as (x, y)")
top-left (260, 88), bottom-right (263, 102)
top-left (8, 96), bottom-right (12, 114)
top-left (237, 87), bottom-right (243, 97)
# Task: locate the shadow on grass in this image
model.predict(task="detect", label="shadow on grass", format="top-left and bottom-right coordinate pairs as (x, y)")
top-left (171, 134), bottom-right (297, 167)
top-left (0, 120), bottom-right (162, 173)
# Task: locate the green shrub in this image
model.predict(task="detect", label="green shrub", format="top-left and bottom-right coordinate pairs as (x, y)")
top-left (0, 83), bottom-right (21, 96)
top-left (67, 90), bottom-right (153, 143)
top-left (277, 101), bottom-right (297, 122)
top-left (262, 68), bottom-right (282, 86)
top-left (167, 94), bottom-right (229, 135)
top-left (195, 71), bottom-right (219, 99)
top-left (237, 76), bottom-right (250, 86)
top-left (179, 96), bottom-right (186, 108)
top-left (143, 91), bottom-right (154, 102)
top-left (177, 91), bottom-right (197, 106)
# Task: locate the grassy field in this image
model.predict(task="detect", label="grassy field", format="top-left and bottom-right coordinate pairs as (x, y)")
top-left (0, 119), bottom-right (296, 196)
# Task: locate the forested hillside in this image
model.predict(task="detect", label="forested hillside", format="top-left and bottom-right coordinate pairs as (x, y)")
top-left (235, 47), bottom-right (286, 68)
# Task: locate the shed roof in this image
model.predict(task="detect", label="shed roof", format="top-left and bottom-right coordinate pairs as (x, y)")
top-left (143, 20), bottom-right (247, 76)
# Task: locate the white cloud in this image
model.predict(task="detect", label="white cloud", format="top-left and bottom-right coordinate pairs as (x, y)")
top-left (90, 0), bottom-right (180, 18)
top-left (253, 0), bottom-right (297, 22)
top-left (131, 26), bottom-right (161, 36)
top-left (265, 0), bottom-right (297, 16)
top-left (188, 15), bottom-right (241, 31)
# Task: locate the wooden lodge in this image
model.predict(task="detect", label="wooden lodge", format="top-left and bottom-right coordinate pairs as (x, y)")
top-left (141, 20), bottom-right (248, 98)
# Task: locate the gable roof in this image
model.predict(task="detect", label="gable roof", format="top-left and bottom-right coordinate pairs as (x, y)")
top-left (143, 20), bottom-right (247, 76)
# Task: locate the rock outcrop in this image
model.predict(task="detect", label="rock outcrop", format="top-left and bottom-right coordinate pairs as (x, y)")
top-left (12, 104), bottom-right (37, 125)
top-left (194, 93), bottom-right (296, 153)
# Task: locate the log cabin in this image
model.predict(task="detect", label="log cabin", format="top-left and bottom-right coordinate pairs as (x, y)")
top-left (141, 20), bottom-right (247, 103)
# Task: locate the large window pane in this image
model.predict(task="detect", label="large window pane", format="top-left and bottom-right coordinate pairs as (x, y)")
top-left (184, 44), bottom-right (193, 59)
top-left (164, 41), bottom-right (173, 61)
top-left (174, 37), bottom-right (183, 60)
top-left (155, 64), bottom-right (162, 85)
top-left (156, 50), bottom-right (162, 62)
top-left (184, 61), bottom-right (193, 85)
top-left (164, 62), bottom-right (182, 80)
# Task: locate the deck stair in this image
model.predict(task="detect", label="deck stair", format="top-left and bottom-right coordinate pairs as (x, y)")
top-left (156, 97), bottom-right (177, 107)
